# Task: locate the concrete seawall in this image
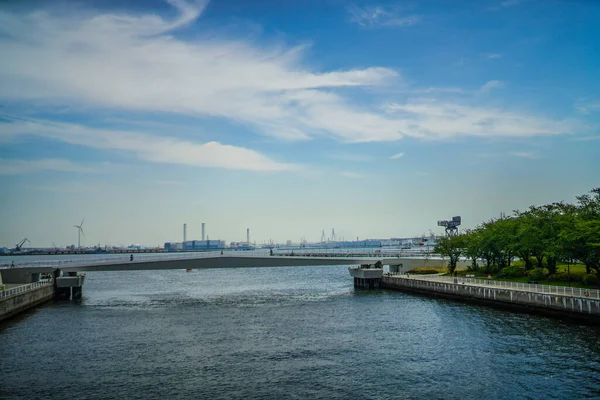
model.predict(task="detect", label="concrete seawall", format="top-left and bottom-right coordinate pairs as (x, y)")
top-left (0, 284), bottom-right (54, 322)
top-left (382, 276), bottom-right (600, 322)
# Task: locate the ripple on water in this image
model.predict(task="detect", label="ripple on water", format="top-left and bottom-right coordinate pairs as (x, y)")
top-left (1, 267), bottom-right (600, 400)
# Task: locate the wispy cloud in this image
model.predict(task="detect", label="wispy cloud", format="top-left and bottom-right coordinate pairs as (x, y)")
top-left (384, 102), bottom-right (576, 139)
top-left (341, 171), bottom-right (366, 178)
top-left (573, 136), bottom-right (600, 142)
top-left (0, 158), bottom-right (112, 175)
top-left (0, 1), bottom-right (582, 146)
top-left (329, 152), bottom-right (374, 162)
top-left (490, 0), bottom-right (527, 10)
top-left (348, 5), bottom-right (419, 28)
top-left (23, 182), bottom-right (97, 193)
top-left (499, 0), bottom-right (524, 8)
top-left (390, 152), bottom-right (405, 159)
top-left (484, 53), bottom-right (502, 59)
top-left (0, 119), bottom-right (299, 172)
top-left (509, 151), bottom-right (539, 159)
top-left (575, 102), bottom-right (600, 115)
top-left (480, 80), bottom-right (504, 93)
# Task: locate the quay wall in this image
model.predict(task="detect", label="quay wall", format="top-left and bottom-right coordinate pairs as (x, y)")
top-left (0, 284), bottom-right (54, 322)
top-left (381, 276), bottom-right (600, 322)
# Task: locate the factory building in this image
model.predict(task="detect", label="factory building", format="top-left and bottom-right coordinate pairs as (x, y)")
top-left (164, 239), bottom-right (226, 252)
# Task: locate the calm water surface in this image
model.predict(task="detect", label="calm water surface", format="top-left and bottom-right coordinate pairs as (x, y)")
top-left (2, 265), bottom-right (600, 399)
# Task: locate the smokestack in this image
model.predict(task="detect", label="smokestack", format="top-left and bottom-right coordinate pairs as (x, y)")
top-left (183, 223), bottom-right (187, 242)
top-left (202, 222), bottom-right (205, 241)
top-left (247, 228), bottom-right (250, 245)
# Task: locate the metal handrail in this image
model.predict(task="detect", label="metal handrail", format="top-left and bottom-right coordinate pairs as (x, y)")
top-left (385, 274), bottom-right (600, 300)
top-left (0, 280), bottom-right (53, 299)
top-left (0, 249), bottom-right (431, 270)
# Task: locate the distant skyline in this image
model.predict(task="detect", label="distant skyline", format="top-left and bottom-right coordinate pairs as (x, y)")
top-left (1, 0), bottom-right (599, 248)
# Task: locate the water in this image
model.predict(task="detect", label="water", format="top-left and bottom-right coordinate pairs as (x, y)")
top-left (2, 265), bottom-right (600, 399)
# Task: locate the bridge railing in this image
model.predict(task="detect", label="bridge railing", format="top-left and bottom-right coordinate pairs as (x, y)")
top-left (1, 248), bottom-right (439, 269)
top-left (0, 280), bottom-right (53, 300)
top-left (389, 274), bottom-right (600, 300)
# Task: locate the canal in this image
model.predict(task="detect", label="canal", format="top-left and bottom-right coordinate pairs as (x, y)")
top-left (1, 265), bottom-right (599, 399)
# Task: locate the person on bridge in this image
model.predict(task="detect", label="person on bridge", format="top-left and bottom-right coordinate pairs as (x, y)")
top-left (270, 249), bottom-right (273, 256)
top-left (487, 274), bottom-right (492, 284)
top-left (130, 254), bottom-right (134, 262)
top-left (11, 260), bottom-right (14, 268)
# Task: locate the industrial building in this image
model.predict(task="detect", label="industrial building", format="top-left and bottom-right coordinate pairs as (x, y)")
top-left (164, 222), bottom-right (225, 252)
top-left (164, 240), bottom-right (226, 252)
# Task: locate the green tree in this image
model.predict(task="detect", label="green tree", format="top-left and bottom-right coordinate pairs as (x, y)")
top-left (434, 234), bottom-right (466, 275)
top-left (463, 229), bottom-right (482, 271)
top-left (558, 189), bottom-right (600, 274)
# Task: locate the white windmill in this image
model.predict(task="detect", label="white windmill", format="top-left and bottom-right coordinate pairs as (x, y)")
top-left (74, 218), bottom-right (85, 249)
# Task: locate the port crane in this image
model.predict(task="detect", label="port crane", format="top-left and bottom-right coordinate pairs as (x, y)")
top-left (14, 238), bottom-right (30, 252)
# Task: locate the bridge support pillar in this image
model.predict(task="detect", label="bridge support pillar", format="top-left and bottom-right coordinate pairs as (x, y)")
top-left (55, 287), bottom-right (71, 300)
top-left (350, 265), bottom-right (383, 290)
top-left (54, 273), bottom-right (86, 300)
top-left (353, 277), bottom-right (381, 289)
top-left (72, 286), bottom-right (82, 299)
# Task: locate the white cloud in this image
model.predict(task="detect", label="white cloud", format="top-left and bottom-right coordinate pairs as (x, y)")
top-left (0, 119), bottom-right (298, 172)
top-left (390, 152), bottom-right (404, 159)
top-left (329, 152), bottom-right (374, 162)
top-left (575, 102), bottom-right (600, 115)
top-left (489, 0), bottom-right (527, 10)
top-left (348, 5), bottom-right (419, 28)
top-left (0, 1), bottom-right (582, 146)
top-left (485, 53), bottom-right (501, 59)
top-left (384, 101), bottom-right (576, 139)
top-left (0, 158), bottom-right (111, 175)
top-left (480, 80), bottom-right (504, 92)
top-left (341, 171), bottom-right (365, 178)
top-left (499, 0), bottom-right (524, 8)
top-left (509, 151), bottom-right (539, 159)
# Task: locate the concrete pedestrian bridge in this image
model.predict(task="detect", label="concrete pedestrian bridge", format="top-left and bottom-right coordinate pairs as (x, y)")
top-left (1, 249), bottom-right (447, 273)
top-left (1, 250), bottom-right (463, 301)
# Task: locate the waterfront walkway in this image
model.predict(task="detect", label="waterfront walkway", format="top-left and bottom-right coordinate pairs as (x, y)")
top-left (387, 274), bottom-right (600, 300)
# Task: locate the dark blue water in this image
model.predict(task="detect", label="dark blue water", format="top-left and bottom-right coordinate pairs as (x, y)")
top-left (2, 265), bottom-right (600, 399)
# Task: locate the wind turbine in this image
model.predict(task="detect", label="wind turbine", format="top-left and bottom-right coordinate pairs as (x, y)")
top-left (74, 218), bottom-right (85, 250)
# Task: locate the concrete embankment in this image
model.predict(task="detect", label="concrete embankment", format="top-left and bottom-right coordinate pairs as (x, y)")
top-left (0, 282), bottom-right (54, 322)
top-left (381, 276), bottom-right (600, 322)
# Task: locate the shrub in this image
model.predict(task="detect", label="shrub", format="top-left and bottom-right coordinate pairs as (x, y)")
top-left (582, 274), bottom-right (599, 286)
top-left (547, 272), bottom-right (570, 282)
top-left (410, 267), bottom-right (442, 275)
top-left (498, 265), bottom-right (526, 277)
top-left (527, 268), bottom-right (546, 282)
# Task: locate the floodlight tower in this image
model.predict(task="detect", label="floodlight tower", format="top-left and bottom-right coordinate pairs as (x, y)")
top-left (437, 216), bottom-right (461, 237)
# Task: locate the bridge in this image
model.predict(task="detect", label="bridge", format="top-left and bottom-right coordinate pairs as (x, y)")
top-left (0, 249), bottom-right (462, 301)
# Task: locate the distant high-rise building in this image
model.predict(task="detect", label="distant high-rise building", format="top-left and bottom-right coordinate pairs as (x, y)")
top-left (202, 223), bottom-right (205, 241)
top-left (183, 223), bottom-right (187, 242)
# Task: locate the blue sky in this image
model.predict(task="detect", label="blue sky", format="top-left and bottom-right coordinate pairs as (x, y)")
top-left (0, 0), bottom-right (598, 248)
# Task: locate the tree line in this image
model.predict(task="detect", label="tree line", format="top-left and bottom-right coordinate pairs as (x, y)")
top-left (434, 188), bottom-right (600, 280)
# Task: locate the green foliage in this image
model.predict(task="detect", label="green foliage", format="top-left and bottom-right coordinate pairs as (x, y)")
top-left (409, 268), bottom-right (440, 275)
top-left (434, 234), bottom-right (466, 275)
top-left (456, 188), bottom-right (600, 276)
top-left (546, 272), bottom-right (571, 282)
top-left (582, 274), bottom-right (599, 286)
top-left (527, 268), bottom-right (546, 282)
top-left (498, 265), bottom-right (526, 278)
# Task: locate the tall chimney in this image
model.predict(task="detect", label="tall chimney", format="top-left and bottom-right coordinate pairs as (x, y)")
top-left (247, 228), bottom-right (250, 245)
top-left (202, 223), bottom-right (205, 241)
top-left (183, 223), bottom-right (187, 242)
